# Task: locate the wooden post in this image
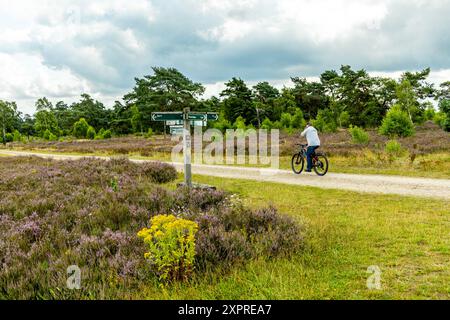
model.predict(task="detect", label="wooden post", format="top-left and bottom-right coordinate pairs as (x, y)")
top-left (183, 107), bottom-right (192, 188)
top-left (163, 122), bottom-right (166, 139)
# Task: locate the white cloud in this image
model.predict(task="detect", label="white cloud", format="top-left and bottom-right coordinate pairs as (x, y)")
top-left (277, 0), bottom-right (389, 42)
top-left (0, 52), bottom-right (93, 114)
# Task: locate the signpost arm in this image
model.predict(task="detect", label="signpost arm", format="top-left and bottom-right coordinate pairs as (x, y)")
top-left (183, 107), bottom-right (192, 188)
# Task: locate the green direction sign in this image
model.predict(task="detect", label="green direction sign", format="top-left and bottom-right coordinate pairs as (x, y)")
top-left (188, 113), bottom-right (207, 121)
top-left (151, 112), bottom-right (183, 121)
top-left (207, 113), bottom-right (219, 121)
top-left (152, 111), bottom-right (218, 122)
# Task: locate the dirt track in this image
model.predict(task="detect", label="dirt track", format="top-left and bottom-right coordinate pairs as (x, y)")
top-left (1, 149), bottom-right (449, 200)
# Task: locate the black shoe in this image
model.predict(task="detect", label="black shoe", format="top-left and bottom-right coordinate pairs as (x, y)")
top-left (305, 169), bottom-right (312, 172)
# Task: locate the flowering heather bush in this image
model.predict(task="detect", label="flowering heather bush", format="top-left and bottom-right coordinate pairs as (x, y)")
top-left (140, 162), bottom-right (178, 184)
top-left (8, 136), bottom-right (177, 155)
top-left (0, 157), bottom-right (303, 298)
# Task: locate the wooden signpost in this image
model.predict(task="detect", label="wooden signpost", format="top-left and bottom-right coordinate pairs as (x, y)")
top-left (151, 109), bottom-right (218, 188)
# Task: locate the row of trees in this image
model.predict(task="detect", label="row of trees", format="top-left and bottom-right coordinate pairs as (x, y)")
top-left (1, 66), bottom-right (449, 144)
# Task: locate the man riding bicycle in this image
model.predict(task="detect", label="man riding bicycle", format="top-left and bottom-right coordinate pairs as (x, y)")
top-left (300, 122), bottom-right (321, 172)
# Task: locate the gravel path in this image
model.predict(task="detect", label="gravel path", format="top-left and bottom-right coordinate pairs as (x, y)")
top-left (1, 149), bottom-right (449, 200)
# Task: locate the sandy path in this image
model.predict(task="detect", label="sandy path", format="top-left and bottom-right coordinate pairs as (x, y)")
top-left (1, 149), bottom-right (449, 200)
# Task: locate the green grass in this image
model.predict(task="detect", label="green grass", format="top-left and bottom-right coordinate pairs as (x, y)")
top-left (137, 175), bottom-right (450, 299)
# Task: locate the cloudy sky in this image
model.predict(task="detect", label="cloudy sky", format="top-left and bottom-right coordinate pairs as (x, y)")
top-left (1, 0), bottom-right (449, 114)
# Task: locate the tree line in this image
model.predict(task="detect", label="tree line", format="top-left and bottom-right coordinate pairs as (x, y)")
top-left (1, 65), bottom-right (449, 144)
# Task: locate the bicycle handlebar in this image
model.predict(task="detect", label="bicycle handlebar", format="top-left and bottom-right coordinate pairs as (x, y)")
top-left (295, 143), bottom-right (308, 147)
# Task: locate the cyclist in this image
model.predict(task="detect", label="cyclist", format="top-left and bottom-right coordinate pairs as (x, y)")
top-left (300, 122), bottom-right (321, 172)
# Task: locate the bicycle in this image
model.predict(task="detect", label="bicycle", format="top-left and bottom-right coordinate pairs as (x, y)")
top-left (291, 144), bottom-right (329, 176)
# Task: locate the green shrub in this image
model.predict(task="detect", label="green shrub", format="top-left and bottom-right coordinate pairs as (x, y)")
top-left (424, 105), bottom-right (436, 121)
top-left (138, 214), bottom-right (198, 282)
top-left (73, 118), bottom-right (90, 138)
top-left (102, 129), bottom-right (112, 139)
top-left (438, 99), bottom-right (450, 131)
top-left (213, 117), bottom-right (232, 132)
top-left (433, 112), bottom-right (447, 128)
top-left (3, 133), bottom-right (13, 143)
top-left (146, 128), bottom-right (153, 138)
top-left (339, 111), bottom-right (350, 128)
top-left (233, 116), bottom-right (247, 130)
top-left (349, 125), bottom-right (369, 145)
top-left (313, 110), bottom-right (338, 133)
top-left (385, 139), bottom-right (404, 157)
top-left (48, 132), bottom-right (58, 141)
top-left (95, 128), bottom-right (106, 139)
top-left (272, 120), bottom-right (282, 129)
top-left (42, 129), bottom-right (51, 140)
top-left (291, 108), bottom-right (306, 129)
top-left (12, 130), bottom-right (21, 142)
top-left (87, 126), bottom-right (96, 140)
top-left (261, 118), bottom-right (274, 130)
top-left (280, 113), bottom-right (293, 129)
top-left (379, 105), bottom-right (415, 137)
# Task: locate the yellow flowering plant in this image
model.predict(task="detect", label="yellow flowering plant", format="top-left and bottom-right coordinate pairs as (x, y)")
top-left (137, 214), bottom-right (198, 282)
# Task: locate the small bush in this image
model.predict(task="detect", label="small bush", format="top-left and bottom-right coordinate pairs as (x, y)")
top-left (213, 117), bottom-right (232, 132)
top-left (261, 118), bottom-right (274, 130)
top-left (379, 105), bottom-right (415, 137)
top-left (102, 129), bottom-right (112, 139)
top-left (138, 214), bottom-right (198, 282)
top-left (3, 132), bottom-right (14, 143)
top-left (140, 162), bottom-right (178, 184)
top-left (48, 132), bottom-right (58, 141)
top-left (385, 139), bottom-right (404, 157)
top-left (42, 129), bottom-right (57, 141)
top-left (87, 126), bottom-right (96, 140)
top-left (233, 116), bottom-right (247, 130)
top-left (146, 128), bottom-right (153, 138)
top-left (424, 106), bottom-right (436, 121)
top-left (349, 125), bottom-right (369, 145)
top-left (280, 113), bottom-right (293, 129)
top-left (339, 111), bottom-right (350, 128)
top-left (95, 128), bottom-right (106, 140)
top-left (313, 109), bottom-right (338, 133)
top-left (433, 112), bottom-right (447, 129)
top-left (292, 109), bottom-right (306, 129)
top-left (43, 129), bottom-right (51, 140)
top-left (13, 130), bottom-right (21, 142)
top-left (73, 118), bottom-right (90, 138)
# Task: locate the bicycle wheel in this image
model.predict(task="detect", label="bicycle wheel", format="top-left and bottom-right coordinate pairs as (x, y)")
top-left (313, 154), bottom-right (329, 176)
top-left (291, 153), bottom-right (304, 174)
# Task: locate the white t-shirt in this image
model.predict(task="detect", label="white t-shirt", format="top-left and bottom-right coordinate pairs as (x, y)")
top-left (301, 126), bottom-right (321, 146)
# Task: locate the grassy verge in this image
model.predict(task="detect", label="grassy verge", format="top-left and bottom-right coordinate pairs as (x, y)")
top-left (138, 175), bottom-right (450, 299)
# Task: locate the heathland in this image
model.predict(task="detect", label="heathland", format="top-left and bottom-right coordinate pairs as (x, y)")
top-left (4, 121), bottom-right (449, 179)
top-left (0, 156), bottom-right (448, 299)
